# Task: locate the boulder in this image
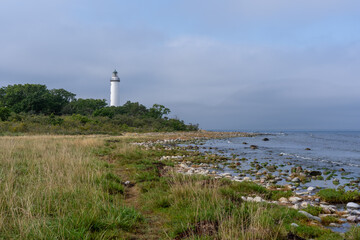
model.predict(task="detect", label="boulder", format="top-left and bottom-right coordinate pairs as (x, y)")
top-left (347, 202), bottom-right (360, 209)
top-left (299, 211), bottom-right (322, 222)
top-left (347, 216), bottom-right (358, 222)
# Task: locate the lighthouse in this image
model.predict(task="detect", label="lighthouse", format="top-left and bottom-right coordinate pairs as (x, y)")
top-left (110, 70), bottom-right (120, 106)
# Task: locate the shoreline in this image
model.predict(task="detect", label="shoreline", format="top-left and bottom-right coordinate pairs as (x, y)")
top-left (132, 131), bottom-right (360, 234)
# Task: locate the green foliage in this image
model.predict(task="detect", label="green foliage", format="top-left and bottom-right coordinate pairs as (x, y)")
top-left (62, 98), bottom-right (107, 115)
top-left (317, 188), bottom-right (360, 203)
top-left (0, 84), bottom-right (75, 114)
top-left (148, 104), bottom-right (170, 119)
top-left (303, 205), bottom-right (323, 216)
top-left (0, 107), bottom-right (11, 121)
top-left (346, 226), bottom-right (360, 240)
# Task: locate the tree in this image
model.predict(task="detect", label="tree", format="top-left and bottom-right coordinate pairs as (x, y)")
top-left (148, 104), bottom-right (170, 119)
top-left (62, 98), bottom-right (107, 115)
top-left (0, 107), bottom-right (11, 121)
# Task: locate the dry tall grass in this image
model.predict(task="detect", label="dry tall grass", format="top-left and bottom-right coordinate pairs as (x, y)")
top-left (0, 135), bottom-right (117, 238)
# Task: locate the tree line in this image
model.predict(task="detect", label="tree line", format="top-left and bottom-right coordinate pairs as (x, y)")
top-left (0, 84), bottom-right (198, 133)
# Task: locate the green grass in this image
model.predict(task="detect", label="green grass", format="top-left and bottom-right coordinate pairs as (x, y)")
top-left (317, 188), bottom-right (360, 203)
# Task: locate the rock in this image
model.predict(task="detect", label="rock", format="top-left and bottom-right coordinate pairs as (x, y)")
top-left (307, 186), bottom-right (316, 192)
top-left (309, 171), bottom-right (322, 176)
top-left (339, 168), bottom-right (345, 172)
top-left (242, 142), bottom-right (248, 145)
top-left (290, 223), bottom-right (299, 228)
top-left (247, 197), bottom-right (254, 201)
top-left (299, 211), bottom-right (322, 222)
top-left (292, 177), bottom-right (301, 183)
top-left (279, 197), bottom-right (289, 203)
top-left (329, 223), bottom-right (340, 227)
top-left (289, 197), bottom-right (303, 203)
top-left (292, 204), bottom-right (300, 210)
top-left (347, 215), bottom-right (358, 222)
top-left (179, 163), bottom-right (188, 168)
top-left (253, 196), bottom-right (263, 202)
top-left (250, 145), bottom-right (258, 150)
top-left (263, 138), bottom-right (270, 141)
top-left (347, 202), bottom-right (360, 209)
top-left (305, 148), bottom-right (311, 151)
top-left (350, 210), bottom-right (360, 215)
top-left (300, 202), bottom-right (309, 208)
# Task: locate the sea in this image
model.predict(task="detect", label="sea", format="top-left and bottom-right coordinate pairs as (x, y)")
top-left (200, 131), bottom-right (360, 189)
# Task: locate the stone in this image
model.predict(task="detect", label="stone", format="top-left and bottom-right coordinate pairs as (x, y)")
top-left (347, 216), bottom-right (358, 222)
top-left (307, 186), bottom-right (316, 192)
top-left (305, 148), bottom-right (311, 151)
top-left (289, 197), bottom-right (303, 203)
top-left (279, 197), bottom-right (289, 203)
top-left (250, 145), bottom-right (258, 149)
top-left (309, 171), bottom-right (321, 176)
top-left (290, 223), bottom-right (299, 228)
top-left (292, 177), bottom-right (301, 183)
top-left (263, 138), bottom-right (270, 141)
top-left (350, 210), bottom-right (360, 215)
top-left (299, 211), bottom-right (322, 222)
top-left (329, 223), bottom-right (340, 227)
top-left (247, 197), bottom-right (254, 201)
top-left (347, 202), bottom-right (360, 209)
top-left (300, 202), bottom-right (309, 208)
top-left (243, 177), bottom-right (251, 181)
top-left (292, 204), bottom-right (300, 210)
top-left (253, 196), bottom-right (263, 202)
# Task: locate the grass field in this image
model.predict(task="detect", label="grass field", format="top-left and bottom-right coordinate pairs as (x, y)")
top-left (0, 133), bottom-right (358, 239)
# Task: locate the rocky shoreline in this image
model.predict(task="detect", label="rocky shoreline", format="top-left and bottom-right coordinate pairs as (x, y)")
top-left (132, 132), bottom-right (360, 234)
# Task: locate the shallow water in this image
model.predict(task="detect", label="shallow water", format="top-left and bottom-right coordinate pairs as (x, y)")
top-left (197, 131), bottom-right (360, 190)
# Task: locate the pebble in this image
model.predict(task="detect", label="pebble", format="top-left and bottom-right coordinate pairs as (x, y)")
top-left (291, 177), bottom-right (300, 182)
top-left (291, 223), bottom-right (299, 227)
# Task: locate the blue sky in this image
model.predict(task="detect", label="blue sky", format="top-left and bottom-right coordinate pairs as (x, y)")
top-left (1, 0), bottom-right (360, 130)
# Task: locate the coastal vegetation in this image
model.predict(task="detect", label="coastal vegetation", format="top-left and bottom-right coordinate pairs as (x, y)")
top-left (0, 84), bottom-right (198, 134)
top-left (1, 133), bottom-right (358, 239)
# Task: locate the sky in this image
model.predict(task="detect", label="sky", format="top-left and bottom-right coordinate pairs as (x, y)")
top-left (1, 0), bottom-right (360, 130)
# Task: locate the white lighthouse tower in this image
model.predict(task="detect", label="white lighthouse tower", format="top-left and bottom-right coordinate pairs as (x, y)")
top-left (110, 70), bottom-right (120, 106)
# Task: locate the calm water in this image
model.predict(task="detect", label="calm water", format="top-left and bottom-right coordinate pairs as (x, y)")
top-left (200, 131), bottom-right (360, 188)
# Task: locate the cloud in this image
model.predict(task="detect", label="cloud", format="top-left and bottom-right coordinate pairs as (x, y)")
top-left (0, 1), bottom-right (359, 130)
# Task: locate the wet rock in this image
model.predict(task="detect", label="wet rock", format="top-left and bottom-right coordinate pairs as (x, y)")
top-left (329, 223), bottom-right (341, 227)
top-left (305, 148), bottom-right (311, 151)
top-left (250, 145), bottom-right (258, 150)
top-left (242, 142), bottom-right (248, 144)
top-left (307, 186), bottom-right (316, 192)
top-left (291, 177), bottom-right (301, 183)
top-left (263, 138), bottom-right (270, 141)
top-left (347, 202), bottom-right (360, 209)
top-left (299, 211), bottom-right (322, 222)
top-left (349, 210), bottom-right (360, 215)
top-left (309, 171), bottom-right (322, 176)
